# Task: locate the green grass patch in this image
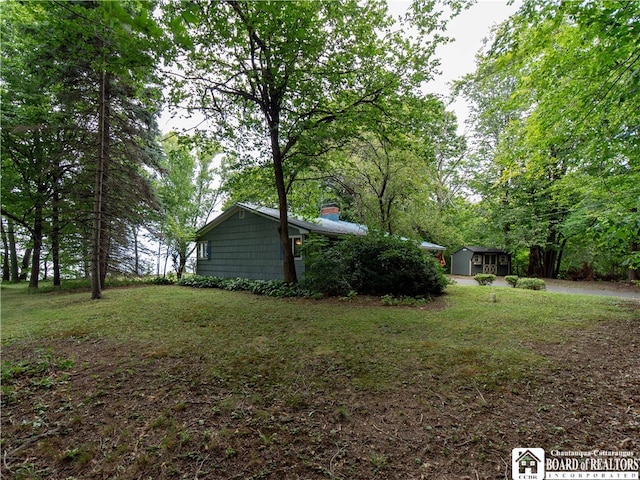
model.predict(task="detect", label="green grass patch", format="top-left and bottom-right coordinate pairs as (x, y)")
top-left (1, 283), bottom-right (636, 392)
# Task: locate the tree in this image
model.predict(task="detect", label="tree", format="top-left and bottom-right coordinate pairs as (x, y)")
top-left (155, 134), bottom-right (221, 279)
top-left (164, 0), bottom-right (456, 282)
top-left (459, 0), bottom-right (640, 278)
top-left (313, 92), bottom-right (467, 248)
top-left (1, 1), bottom-right (165, 294)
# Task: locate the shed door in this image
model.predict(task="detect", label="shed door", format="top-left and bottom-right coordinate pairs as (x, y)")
top-left (483, 254), bottom-right (497, 274)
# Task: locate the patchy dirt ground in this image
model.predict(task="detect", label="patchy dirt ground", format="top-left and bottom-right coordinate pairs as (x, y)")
top-left (2, 305), bottom-right (639, 479)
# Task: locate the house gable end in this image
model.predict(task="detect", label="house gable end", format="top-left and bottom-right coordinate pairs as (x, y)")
top-left (196, 205), bottom-right (305, 280)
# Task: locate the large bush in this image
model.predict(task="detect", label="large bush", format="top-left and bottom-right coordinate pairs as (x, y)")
top-left (515, 278), bottom-right (546, 291)
top-left (298, 235), bottom-right (351, 296)
top-left (473, 273), bottom-right (496, 286)
top-left (301, 233), bottom-right (448, 297)
top-left (504, 275), bottom-right (519, 287)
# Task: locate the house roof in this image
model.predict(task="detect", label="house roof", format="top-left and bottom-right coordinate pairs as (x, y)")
top-left (196, 202), bottom-right (368, 238)
top-left (515, 449), bottom-right (541, 463)
top-left (419, 241), bottom-right (446, 251)
top-left (197, 202), bottom-right (445, 250)
top-left (453, 246), bottom-right (509, 254)
top-left (247, 203), bottom-right (369, 237)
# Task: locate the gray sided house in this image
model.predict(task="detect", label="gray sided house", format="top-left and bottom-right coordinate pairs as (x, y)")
top-left (450, 246), bottom-right (512, 276)
top-left (195, 202), bottom-right (445, 281)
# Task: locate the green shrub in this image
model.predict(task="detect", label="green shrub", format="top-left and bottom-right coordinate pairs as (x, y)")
top-left (515, 278), bottom-right (546, 290)
top-left (178, 275), bottom-right (224, 289)
top-left (302, 233), bottom-right (448, 297)
top-left (504, 275), bottom-right (519, 287)
top-left (299, 235), bottom-right (351, 296)
top-left (473, 274), bottom-right (496, 286)
top-left (148, 276), bottom-right (176, 285)
top-left (177, 275), bottom-right (313, 298)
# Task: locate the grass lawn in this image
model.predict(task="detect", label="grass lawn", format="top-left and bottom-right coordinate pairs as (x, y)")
top-left (1, 283), bottom-right (638, 479)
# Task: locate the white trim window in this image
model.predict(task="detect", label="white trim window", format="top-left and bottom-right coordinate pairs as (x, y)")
top-left (197, 240), bottom-right (210, 260)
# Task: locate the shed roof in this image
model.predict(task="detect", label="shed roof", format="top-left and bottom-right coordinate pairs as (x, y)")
top-left (452, 246), bottom-right (509, 254)
top-left (197, 202), bottom-right (445, 250)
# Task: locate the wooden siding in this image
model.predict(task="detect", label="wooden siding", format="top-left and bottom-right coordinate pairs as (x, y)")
top-left (451, 248), bottom-right (511, 276)
top-left (450, 249), bottom-right (473, 276)
top-left (196, 209), bottom-right (305, 280)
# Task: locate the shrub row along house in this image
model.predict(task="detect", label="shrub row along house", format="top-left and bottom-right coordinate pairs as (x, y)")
top-left (195, 203), bottom-right (445, 281)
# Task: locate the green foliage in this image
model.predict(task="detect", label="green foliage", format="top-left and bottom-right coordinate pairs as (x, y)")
top-left (318, 95), bottom-right (468, 238)
top-left (2, 349), bottom-right (74, 404)
top-left (301, 233), bottom-right (448, 297)
top-left (504, 275), bottom-right (519, 288)
top-left (515, 278), bottom-right (546, 291)
top-left (177, 275), bottom-right (314, 298)
top-left (148, 276), bottom-right (176, 286)
top-left (473, 274), bottom-right (496, 286)
top-left (163, 0), bottom-right (460, 282)
top-left (26, 276), bottom-right (177, 293)
top-left (155, 134), bottom-right (221, 279)
top-left (460, 0), bottom-right (640, 278)
top-left (1, 0), bottom-right (166, 291)
top-left (380, 295), bottom-right (428, 307)
top-left (299, 235), bottom-right (351, 297)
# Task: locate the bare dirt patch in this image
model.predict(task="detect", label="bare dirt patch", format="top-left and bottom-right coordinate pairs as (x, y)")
top-left (2, 309), bottom-right (639, 479)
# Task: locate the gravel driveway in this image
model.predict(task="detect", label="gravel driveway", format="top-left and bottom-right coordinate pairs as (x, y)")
top-left (448, 275), bottom-right (640, 300)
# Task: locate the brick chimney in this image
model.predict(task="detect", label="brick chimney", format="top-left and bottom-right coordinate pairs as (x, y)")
top-left (320, 204), bottom-right (340, 221)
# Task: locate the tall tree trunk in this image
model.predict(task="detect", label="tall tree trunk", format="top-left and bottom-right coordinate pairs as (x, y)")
top-left (99, 228), bottom-right (109, 289)
top-left (133, 226), bottom-right (140, 276)
top-left (270, 126), bottom-right (297, 283)
top-left (630, 239), bottom-right (639, 282)
top-left (176, 243), bottom-right (186, 280)
top-left (83, 241), bottom-right (91, 279)
top-left (629, 208), bottom-right (638, 282)
top-left (52, 186), bottom-right (61, 286)
top-left (157, 241), bottom-right (162, 276)
top-left (42, 251), bottom-right (49, 281)
top-left (28, 203), bottom-right (43, 289)
top-left (1, 219), bottom-right (10, 281)
top-left (163, 247), bottom-right (170, 277)
top-left (541, 246), bottom-right (556, 279)
top-left (20, 248), bottom-right (32, 281)
top-left (527, 246), bottom-right (544, 277)
top-left (92, 69), bottom-right (111, 299)
top-left (7, 217), bottom-right (19, 282)
top-left (275, 165), bottom-right (297, 283)
top-left (554, 238), bottom-right (567, 279)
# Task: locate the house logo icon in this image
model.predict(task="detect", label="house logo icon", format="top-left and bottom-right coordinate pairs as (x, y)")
top-left (512, 448), bottom-right (545, 480)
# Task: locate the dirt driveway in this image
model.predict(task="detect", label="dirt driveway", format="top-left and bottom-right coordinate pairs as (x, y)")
top-left (449, 275), bottom-right (640, 300)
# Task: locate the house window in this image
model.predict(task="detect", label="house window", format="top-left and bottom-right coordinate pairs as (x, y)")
top-left (197, 241), bottom-right (210, 260)
top-left (499, 254), bottom-right (508, 265)
top-left (291, 236), bottom-right (303, 259)
top-left (472, 254), bottom-right (482, 265)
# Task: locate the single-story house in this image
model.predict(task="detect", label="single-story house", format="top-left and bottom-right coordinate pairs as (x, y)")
top-left (450, 246), bottom-right (511, 276)
top-left (195, 202), bottom-right (445, 281)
